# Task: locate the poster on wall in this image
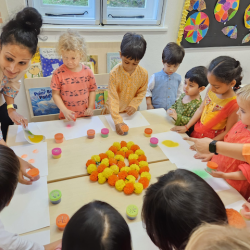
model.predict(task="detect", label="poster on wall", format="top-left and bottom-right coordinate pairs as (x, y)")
top-left (29, 87), bottom-right (60, 116)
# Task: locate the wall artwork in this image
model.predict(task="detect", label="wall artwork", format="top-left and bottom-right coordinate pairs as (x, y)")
top-left (189, 0), bottom-right (206, 11)
top-left (222, 25), bottom-right (238, 38)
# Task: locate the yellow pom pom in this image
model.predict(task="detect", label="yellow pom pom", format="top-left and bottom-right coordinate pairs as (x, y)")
top-left (102, 168), bottom-right (114, 179)
top-left (135, 149), bottom-right (144, 156)
top-left (127, 141), bottom-right (134, 150)
top-left (125, 175), bottom-right (136, 184)
top-left (101, 158), bottom-right (109, 167)
top-left (134, 183), bottom-right (144, 194)
top-left (106, 150), bottom-right (115, 159)
top-left (141, 172), bottom-right (151, 181)
top-left (110, 165), bottom-right (119, 175)
top-left (115, 179), bottom-right (126, 191)
top-left (120, 166), bottom-right (131, 173)
top-left (128, 154), bottom-right (139, 161)
top-left (130, 164), bottom-right (140, 172)
top-left (87, 164), bottom-right (97, 174)
top-left (113, 142), bottom-right (121, 150)
top-left (120, 147), bottom-right (128, 153)
top-left (91, 155), bottom-right (101, 163)
top-left (98, 173), bottom-right (106, 184)
top-left (115, 155), bottom-right (125, 162)
top-left (139, 161), bottom-right (148, 168)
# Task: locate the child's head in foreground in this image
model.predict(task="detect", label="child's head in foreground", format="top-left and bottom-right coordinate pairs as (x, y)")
top-left (184, 66), bottom-right (209, 97)
top-left (120, 32), bottom-right (147, 74)
top-left (162, 42), bottom-right (185, 76)
top-left (185, 223), bottom-right (250, 250)
top-left (142, 169), bottom-right (227, 250)
top-left (57, 30), bottom-right (87, 70)
top-left (208, 56), bottom-right (243, 94)
top-left (62, 200), bottom-right (132, 250)
top-left (0, 145), bottom-right (20, 212)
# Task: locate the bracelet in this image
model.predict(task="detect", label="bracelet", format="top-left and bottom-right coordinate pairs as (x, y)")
top-left (185, 125), bottom-right (189, 131)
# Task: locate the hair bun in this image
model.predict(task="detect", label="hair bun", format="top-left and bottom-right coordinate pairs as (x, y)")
top-left (235, 60), bottom-right (240, 68)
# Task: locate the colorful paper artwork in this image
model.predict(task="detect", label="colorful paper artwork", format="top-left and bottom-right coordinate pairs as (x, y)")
top-left (184, 12), bottom-right (209, 43)
top-left (242, 33), bottom-right (250, 44)
top-left (189, 0), bottom-right (206, 11)
top-left (222, 25), bottom-right (237, 39)
top-left (214, 0), bottom-right (240, 23)
top-left (244, 4), bottom-right (250, 29)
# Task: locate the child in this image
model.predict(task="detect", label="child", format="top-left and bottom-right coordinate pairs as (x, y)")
top-left (101, 32), bottom-right (148, 135)
top-left (185, 223), bottom-right (250, 250)
top-left (62, 201), bottom-right (132, 250)
top-left (142, 169), bottom-right (245, 250)
top-left (167, 66), bottom-right (208, 132)
top-left (51, 30), bottom-right (97, 121)
top-left (146, 42), bottom-right (185, 110)
top-left (0, 144), bottom-right (61, 250)
top-left (171, 56), bottom-right (241, 141)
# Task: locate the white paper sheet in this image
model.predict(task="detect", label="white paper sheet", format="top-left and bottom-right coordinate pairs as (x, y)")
top-left (128, 221), bottom-right (158, 250)
top-left (0, 176), bottom-right (50, 235)
top-left (21, 230), bottom-right (50, 246)
top-left (105, 111), bottom-right (150, 131)
top-left (16, 123), bottom-right (43, 143)
top-left (11, 142), bottom-right (48, 177)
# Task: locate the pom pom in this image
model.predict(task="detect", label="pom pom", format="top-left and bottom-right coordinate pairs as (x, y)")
top-left (113, 142), bottom-right (121, 150)
top-left (120, 141), bottom-right (127, 148)
top-left (125, 150), bottom-right (134, 159)
top-left (86, 159), bottom-right (96, 167)
top-left (116, 151), bottom-right (125, 158)
top-left (117, 161), bottom-right (126, 169)
top-left (138, 155), bottom-right (147, 162)
top-left (120, 166), bottom-right (131, 173)
top-left (109, 158), bottom-right (117, 166)
top-left (125, 175), bottom-right (136, 184)
top-left (128, 154), bottom-right (139, 161)
top-left (87, 164), bottom-right (97, 174)
top-left (139, 177), bottom-right (149, 189)
top-left (98, 173), bottom-right (106, 184)
top-left (101, 158), bottom-right (109, 167)
top-left (139, 161), bottom-right (148, 168)
top-left (115, 179), bottom-right (126, 191)
top-left (135, 149), bottom-right (144, 156)
top-left (129, 159), bottom-right (139, 166)
top-left (130, 164), bottom-right (140, 173)
top-left (134, 183), bottom-right (143, 194)
top-left (91, 155), bottom-right (101, 163)
top-left (124, 183), bottom-right (134, 195)
top-left (128, 170), bottom-right (139, 179)
top-left (141, 172), bottom-right (151, 181)
top-left (106, 150), bottom-right (115, 159)
top-left (89, 171), bottom-right (98, 181)
top-left (118, 171), bottom-right (128, 180)
top-left (110, 165), bottom-right (119, 175)
top-left (102, 168), bottom-right (114, 179)
top-left (108, 175), bottom-right (119, 186)
top-left (97, 164), bottom-right (107, 173)
top-left (99, 153), bottom-right (108, 160)
top-left (131, 145), bottom-right (140, 153)
top-left (127, 141), bottom-right (134, 150)
top-left (139, 166), bottom-right (150, 174)
top-left (120, 147), bottom-right (128, 153)
top-left (109, 146), bottom-right (117, 154)
top-left (115, 155), bottom-right (125, 162)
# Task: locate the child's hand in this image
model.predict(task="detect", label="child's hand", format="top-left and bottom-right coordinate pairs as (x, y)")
top-left (19, 157), bottom-right (39, 185)
top-left (125, 106), bottom-right (136, 116)
top-left (207, 170), bottom-right (225, 179)
top-left (190, 145), bottom-right (196, 151)
top-left (115, 123), bottom-right (126, 135)
top-left (171, 126), bottom-right (187, 133)
top-left (63, 109), bottom-right (75, 121)
top-left (147, 104), bottom-right (154, 110)
top-left (242, 202), bottom-right (250, 216)
top-left (168, 109), bottom-right (177, 120)
top-left (194, 152), bottom-right (214, 162)
top-left (84, 108), bottom-right (94, 116)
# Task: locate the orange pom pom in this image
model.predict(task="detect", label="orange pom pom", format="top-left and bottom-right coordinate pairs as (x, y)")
top-left (227, 209), bottom-right (247, 229)
top-left (97, 164), bottom-right (107, 173)
top-left (124, 183), bottom-right (134, 195)
top-left (126, 150), bottom-right (134, 159)
top-left (109, 146), bottom-right (117, 154)
top-left (117, 151), bottom-right (125, 158)
top-left (109, 158), bottom-right (118, 166)
top-left (117, 161), bottom-right (126, 170)
top-left (129, 159), bottom-right (139, 166)
top-left (90, 171), bottom-right (98, 181)
top-left (86, 159), bottom-right (96, 167)
top-left (138, 155), bottom-right (147, 162)
top-left (118, 171), bottom-right (128, 180)
top-left (139, 177), bottom-right (149, 189)
top-left (139, 166), bottom-right (150, 174)
top-left (108, 175), bottom-right (119, 186)
top-left (131, 145), bottom-right (140, 153)
top-left (99, 153), bottom-right (108, 161)
top-left (128, 170), bottom-right (139, 179)
top-left (121, 141), bottom-right (127, 148)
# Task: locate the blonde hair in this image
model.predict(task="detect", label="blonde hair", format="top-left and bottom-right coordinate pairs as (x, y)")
top-left (185, 223), bottom-right (250, 250)
top-left (57, 29), bottom-right (87, 61)
top-left (236, 84), bottom-right (250, 102)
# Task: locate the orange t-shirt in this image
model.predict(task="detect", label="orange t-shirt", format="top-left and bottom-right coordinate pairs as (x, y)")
top-left (50, 64), bottom-right (97, 119)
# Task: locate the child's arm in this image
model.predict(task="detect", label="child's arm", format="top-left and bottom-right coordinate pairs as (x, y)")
top-left (209, 170), bottom-right (247, 180)
top-left (146, 97), bottom-right (154, 110)
top-left (44, 240), bottom-right (62, 250)
top-left (146, 74), bottom-right (155, 110)
top-left (84, 91), bottom-right (96, 116)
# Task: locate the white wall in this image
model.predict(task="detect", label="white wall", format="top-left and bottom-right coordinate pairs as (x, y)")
top-left (3, 0), bottom-right (250, 121)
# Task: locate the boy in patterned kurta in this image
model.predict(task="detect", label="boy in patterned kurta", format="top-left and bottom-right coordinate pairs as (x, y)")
top-left (102, 33), bottom-right (148, 135)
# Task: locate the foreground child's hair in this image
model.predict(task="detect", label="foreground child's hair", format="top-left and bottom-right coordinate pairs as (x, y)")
top-left (57, 29), bottom-right (87, 61)
top-left (62, 200), bottom-right (132, 250)
top-left (236, 84), bottom-right (250, 101)
top-left (162, 42), bottom-right (185, 65)
top-left (185, 66), bottom-right (209, 88)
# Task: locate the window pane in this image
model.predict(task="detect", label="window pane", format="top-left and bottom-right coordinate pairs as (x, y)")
top-left (42, 0), bottom-right (88, 6)
top-left (107, 0), bottom-right (145, 8)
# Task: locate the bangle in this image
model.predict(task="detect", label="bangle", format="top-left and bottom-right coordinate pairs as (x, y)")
top-left (185, 125), bottom-right (189, 131)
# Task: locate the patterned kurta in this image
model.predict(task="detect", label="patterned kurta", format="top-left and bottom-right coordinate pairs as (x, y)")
top-left (170, 93), bottom-right (202, 126)
top-left (101, 63), bottom-right (148, 125)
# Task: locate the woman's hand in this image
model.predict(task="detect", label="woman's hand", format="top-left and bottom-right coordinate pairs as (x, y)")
top-left (8, 109), bottom-right (28, 128)
top-left (194, 152), bottom-right (214, 162)
top-left (171, 126), bottom-right (187, 133)
top-left (184, 137), bottom-right (213, 154)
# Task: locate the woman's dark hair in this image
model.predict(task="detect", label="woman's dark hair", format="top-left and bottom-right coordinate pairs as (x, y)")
top-left (208, 56), bottom-right (243, 91)
top-left (0, 7), bottom-right (42, 55)
top-left (185, 66), bottom-right (209, 88)
top-left (62, 201), bottom-right (132, 250)
top-left (162, 42), bottom-right (185, 65)
top-left (142, 169), bottom-right (228, 250)
top-left (0, 144), bottom-right (20, 212)
top-left (120, 32), bottom-right (147, 61)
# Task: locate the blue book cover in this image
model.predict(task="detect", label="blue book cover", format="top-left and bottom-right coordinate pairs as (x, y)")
top-left (39, 48), bottom-right (63, 77)
top-left (29, 87), bottom-right (60, 116)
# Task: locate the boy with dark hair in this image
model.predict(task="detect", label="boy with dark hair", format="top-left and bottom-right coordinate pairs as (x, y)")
top-left (146, 42), bottom-right (185, 110)
top-left (102, 32), bottom-right (148, 135)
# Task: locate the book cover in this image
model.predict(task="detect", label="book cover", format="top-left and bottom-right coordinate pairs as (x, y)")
top-left (83, 61), bottom-right (95, 74)
top-left (25, 63), bottom-right (43, 79)
top-left (95, 90), bottom-right (105, 109)
top-left (87, 55), bottom-right (98, 74)
top-left (107, 52), bottom-right (122, 73)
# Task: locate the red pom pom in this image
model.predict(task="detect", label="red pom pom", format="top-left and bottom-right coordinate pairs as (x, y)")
top-left (131, 145), bottom-right (140, 153)
top-left (125, 150), bottom-right (134, 159)
top-left (108, 175), bottom-right (119, 186)
top-left (138, 155), bottom-right (147, 162)
top-left (86, 159), bottom-right (96, 167)
top-left (109, 158), bottom-right (117, 166)
top-left (97, 164), bottom-right (107, 173)
top-left (128, 170), bottom-right (139, 179)
top-left (117, 161), bottom-right (126, 169)
top-left (109, 146), bottom-right (117, 154)
top-left (129, 159), bottom-right (139, 166)
top-left (121, 141), bottom-right (127, 148)
top-left (99, 153), bottom-right (108, 160)
top-left (90, 171), bottom-right (98, 181)
top-left (124, 183), bottom-right (134, 195)
top-left (118, 171), bottom-right (128, 180)
top-left (139, 177), bottom-right (149, 188)
top-left (117, 151), bottom-right (125, 158)
top-left (139, 166), bottom-right (150, 174)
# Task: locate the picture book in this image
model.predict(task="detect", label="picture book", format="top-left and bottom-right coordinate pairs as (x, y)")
top-left (87, 55), bottom-right (98, 74)
top-left (107, 52), bottom-right (122, 73)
